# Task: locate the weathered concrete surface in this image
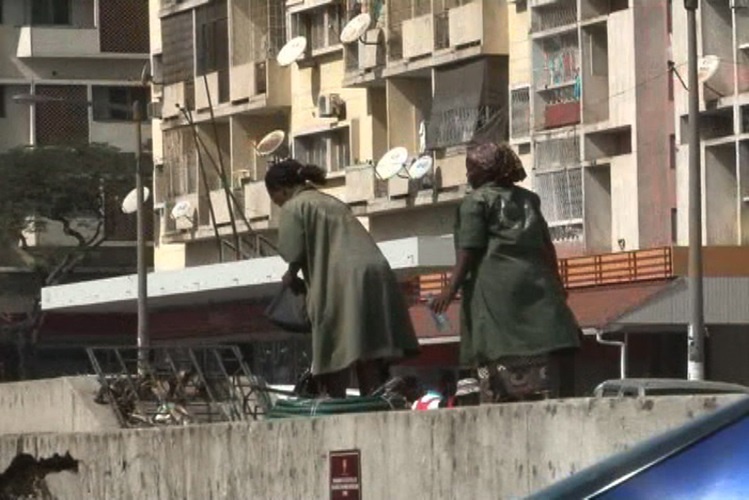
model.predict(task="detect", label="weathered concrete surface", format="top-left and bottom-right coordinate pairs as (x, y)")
top-left (0, 377), bottom-right (119, 435)
top-left (0, 394), bottom-right (743, 499)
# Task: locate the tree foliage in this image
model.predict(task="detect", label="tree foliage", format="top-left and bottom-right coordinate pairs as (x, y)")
top-left (0, 143), bottom-right (132, 251)
top-left (0, 143), bottom-right (134, 373)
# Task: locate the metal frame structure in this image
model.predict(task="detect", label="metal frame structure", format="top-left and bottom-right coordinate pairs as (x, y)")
top-left (87, 344), bottom-right (272, 428)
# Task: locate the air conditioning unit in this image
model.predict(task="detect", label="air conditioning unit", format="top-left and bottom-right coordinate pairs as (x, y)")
top-left (359, 29), bottom-right (385, 70)
top-left (317, 94), bottom-right (346, 119)
top-left (147, 101), bottom-right (163, 119)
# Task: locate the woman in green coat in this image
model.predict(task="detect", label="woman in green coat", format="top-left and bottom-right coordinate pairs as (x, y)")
top-left (265, 159), bottom-right (420, 398)
top-left (431, 142), bottom-right (580, 403)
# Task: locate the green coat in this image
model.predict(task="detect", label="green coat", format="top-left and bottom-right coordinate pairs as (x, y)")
top-left (277, 187), bottom-right (420, 375)
top-left (454, 183), bottom-right (580, 366)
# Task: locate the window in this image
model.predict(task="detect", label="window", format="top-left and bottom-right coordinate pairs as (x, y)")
top-left (588, 26), bottom-right (608, 77)
top-left (294, 127), bottom-right (350, 173)
top-left (32, 0), bottom-right (71, 25)
top-left (669, 134), bottom-right (676, 169)
top-left (92, 86), bottom-right (149, 121)
top-left (510, 87), bottom-right (531, 139)
top-left (0, 86), bottom-right (5, 118)
top-left (195, 0), bottom-right (229, 76)
top-left (671, 208), bottom-right (677, 243)
top-left (666, 0), bottom-right (673, 34)
top-left (292, 3), bottom-right (344, 53)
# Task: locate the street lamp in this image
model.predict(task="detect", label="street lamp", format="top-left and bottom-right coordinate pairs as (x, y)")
top-left (684, 0), bottom-right (705, 381)
top-left (14, 91), bottom-right (150, 372)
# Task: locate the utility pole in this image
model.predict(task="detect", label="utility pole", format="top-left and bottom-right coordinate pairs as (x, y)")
top-left (133, 100), bottom-right (149, 373)
top-left (684, 0), bottom-right (705, 381)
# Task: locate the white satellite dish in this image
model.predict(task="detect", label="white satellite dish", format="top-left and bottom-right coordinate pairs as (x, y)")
top-left (698, 55), bottom-right (721, 83)
top-left (255, 130), bottom-right (286, 157)
top-left (375, 147), bottom-right (409, 180)
top-left (276, 36), bottom-right (308, 67)
top-left (340, 13), bottom-right (371, 44)
top-left (121, 187), bottom-right (150, 214)
top-left (171, 200), bottom-right (193, 220)
top-left (407, 155), bottom-right (434, 180)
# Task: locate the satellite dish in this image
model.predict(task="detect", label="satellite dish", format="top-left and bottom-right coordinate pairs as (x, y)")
top-left (255, 130), bottom-right (286, 157)
top-left (276, 36), bottom-right (308, 67)
top-left (340, 13), bottom-right (371, 44)
top-left (121, 187), bottom-right (150, 214)
top-left (698, 55), bottom-right (720, 83)
top-left (375, 147), bottom-right (409, 180)
top-left (407, 155), bottom-right (434, 180)
top-left (171, 200), bottom-right (193, 220)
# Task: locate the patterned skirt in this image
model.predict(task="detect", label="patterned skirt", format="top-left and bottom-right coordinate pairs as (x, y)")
top-left (477, 354), bottom-right (550, 403)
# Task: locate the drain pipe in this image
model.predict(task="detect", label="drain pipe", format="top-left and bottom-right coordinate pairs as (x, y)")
top-left (595, 331), bottom-right (627, 379)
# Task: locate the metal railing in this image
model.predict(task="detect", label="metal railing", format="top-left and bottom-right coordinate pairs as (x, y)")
top-left (413, 247), bottom-right (674, 299)
top-left (87, 345), bottom-right (272, 428)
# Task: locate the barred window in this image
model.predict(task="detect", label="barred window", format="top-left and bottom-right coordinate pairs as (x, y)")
top-left (292, 3), bottom-right (344, 52)
top-left (510, 87), bottom-right (530, 139)
top-left (92, 86), bottom-right (149, 122)
top-left (294, 127), bottom-right (350, 173)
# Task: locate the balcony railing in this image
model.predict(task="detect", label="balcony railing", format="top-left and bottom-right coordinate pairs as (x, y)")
top-left (412, 247), bottom-right (675, 301)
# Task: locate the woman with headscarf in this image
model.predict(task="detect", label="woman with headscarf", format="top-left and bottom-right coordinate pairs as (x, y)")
top-left (265, 159), bottom-right (420, 398)
top-left (431, 142), bottom-right (580, 403)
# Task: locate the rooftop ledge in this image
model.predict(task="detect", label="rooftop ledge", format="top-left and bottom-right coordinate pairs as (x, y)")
top-left (41, 235), bottom-right (456, 313)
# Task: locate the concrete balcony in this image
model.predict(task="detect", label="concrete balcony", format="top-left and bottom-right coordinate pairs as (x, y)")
top-left (229, 60), bottom-right (291, 112)
top-left (244, 180), bottom-right (272, 222)
top-left (16, 26), bottom-right (146, 59)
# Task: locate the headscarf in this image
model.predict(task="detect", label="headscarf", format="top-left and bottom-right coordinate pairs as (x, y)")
top-left (466, 142), bottom-right (527, 185)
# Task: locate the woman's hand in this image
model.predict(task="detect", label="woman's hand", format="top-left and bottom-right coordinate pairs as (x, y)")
top-left (430, 289), bottom-right (455, 315)
top-left (282, 269), bottom-right (296, 287)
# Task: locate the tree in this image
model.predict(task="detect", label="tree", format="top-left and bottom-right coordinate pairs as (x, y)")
top-left (0, 143), bottom-right (133, 378)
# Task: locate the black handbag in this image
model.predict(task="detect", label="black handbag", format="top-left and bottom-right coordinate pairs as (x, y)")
top-left (264, 277), bottom-right (312, 333)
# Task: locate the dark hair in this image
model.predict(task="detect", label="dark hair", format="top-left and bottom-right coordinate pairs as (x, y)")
top-left (264, 159), bottom-right (327, 191)
top-left (466, 142), bottom-right (527, 186)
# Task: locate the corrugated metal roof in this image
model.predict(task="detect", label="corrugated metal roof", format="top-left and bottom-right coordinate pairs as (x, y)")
top-left (412, 279), bottom-right (677, 341)
top-left (567, 279), bottom-right (676, 331)
top-left (614, 277), bottom-right (749, 327)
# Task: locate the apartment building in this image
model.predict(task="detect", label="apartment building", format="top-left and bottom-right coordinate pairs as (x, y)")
top-left (149, 0), bottom-right (509, 268)
top-left (671, 0), bottom-right (749, 246)
top-left (510, 0), bottom-right (676, 257)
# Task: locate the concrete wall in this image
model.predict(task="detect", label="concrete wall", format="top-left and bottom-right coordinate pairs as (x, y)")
top-left (0, 394), bottom-right (742, 499)
top-left (0, 377), bottom-right (119, 435)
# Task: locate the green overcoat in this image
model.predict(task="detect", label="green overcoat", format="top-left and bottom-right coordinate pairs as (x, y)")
top-left (454, 183), bottom-right (581, 366)
top-left (277, 187), bottom-right (420, 375)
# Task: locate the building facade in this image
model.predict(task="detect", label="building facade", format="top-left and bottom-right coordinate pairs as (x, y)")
top-left (671, 0), bottom-right (749, 246)
top-left (0, 0), bottom-right (152, 254)
top-left (0, 0), bottom-right (152, 378)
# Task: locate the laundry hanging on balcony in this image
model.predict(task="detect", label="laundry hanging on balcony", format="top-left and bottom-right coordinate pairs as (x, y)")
top-left (425, 56), bottom-right (508, 150)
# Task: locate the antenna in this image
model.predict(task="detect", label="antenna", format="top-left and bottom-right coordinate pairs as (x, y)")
top-left (121, 187), bottom-right (150, 214)
top-left (170, 200), bottom-right (194, 221)
top-left (276, 37), bottom-right (308, 67)
top-left (340, 13), bottom-right (372, 44)
top-left (406, 155), bottom-right (434, 180)
top-left (697, 55), bottom-right (720, 83)
top-left (375, 147), bottom-right (409, 180)
top-left (255, 130), bottom-right (286, 157)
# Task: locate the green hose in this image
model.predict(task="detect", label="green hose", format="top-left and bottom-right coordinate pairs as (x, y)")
top-left (267, 394), bottom-right (407, 419)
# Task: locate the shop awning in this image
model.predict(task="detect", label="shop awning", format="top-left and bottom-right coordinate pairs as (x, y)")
top-left (41, 236), bottom-right (456, 313)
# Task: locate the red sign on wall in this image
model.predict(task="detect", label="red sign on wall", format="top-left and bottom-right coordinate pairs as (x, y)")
top-left (330, 449), bottom-right (361, 499)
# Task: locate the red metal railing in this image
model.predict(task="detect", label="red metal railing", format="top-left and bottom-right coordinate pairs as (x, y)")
top-left (413, 247), bottom-right (674, 301)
